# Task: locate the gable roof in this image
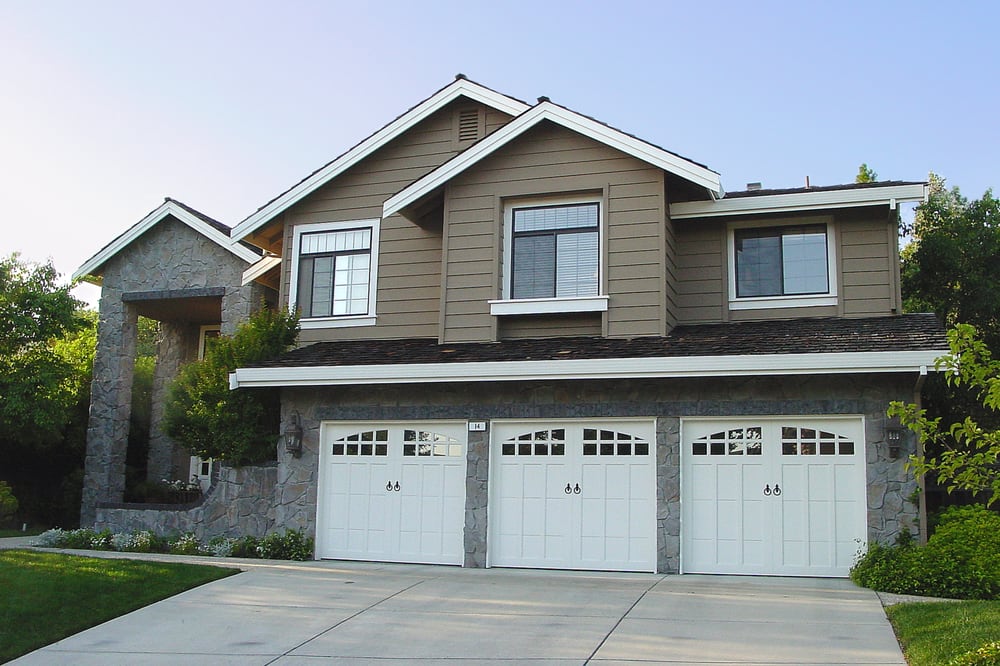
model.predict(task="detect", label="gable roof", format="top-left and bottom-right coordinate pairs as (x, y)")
top-left (230, 76), bottom-right (531, 241)
top-left (670, 181), bottom-right (928, 219)
top-left (73, 198), bottom-right (261, 284)
top-left (232, 314), bottom-right (946, 387)
top-left (383, 100), bottom-right (725, 219)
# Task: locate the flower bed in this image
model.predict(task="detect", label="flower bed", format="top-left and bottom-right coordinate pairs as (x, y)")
top-left (33, 527), bottom-right (314, 561)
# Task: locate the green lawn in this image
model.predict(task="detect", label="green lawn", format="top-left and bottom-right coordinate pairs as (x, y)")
top-left (0, 549), bottom-right (238, 662)
top-left (887, 600), bottom-right (1000, 665)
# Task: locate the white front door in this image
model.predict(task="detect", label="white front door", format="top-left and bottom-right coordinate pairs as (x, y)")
top-left (490, 420), bottom-right (657, 572)
top-left (681, 417), bottom-right (867, 577)
top-left (316, 422), bottom-right (466, 565)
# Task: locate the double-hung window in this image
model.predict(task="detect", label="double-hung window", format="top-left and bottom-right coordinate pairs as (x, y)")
top-left (291, 220), bottom-right (379, 327)
top-left (730, 221), bottom-right (836, 309)
top-left (511, 202), bottom-right (600, 299)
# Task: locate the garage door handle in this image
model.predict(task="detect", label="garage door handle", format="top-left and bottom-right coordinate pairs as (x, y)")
top-left (773, 484), bottom-right (781, 496)
top-left (574, 483), bottom-right (581, 494)
top-left (763, 484), bottom-right (783, 497)
top-left (565, 483), bottom-right (572, 495)
top-left (763, 484), bottom-right (771, 496)
top-left (386, 481), bottom-right (400, 492)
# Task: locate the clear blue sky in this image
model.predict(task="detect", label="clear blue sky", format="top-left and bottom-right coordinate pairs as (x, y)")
top-left (2, 0), bottom-right (996, 307)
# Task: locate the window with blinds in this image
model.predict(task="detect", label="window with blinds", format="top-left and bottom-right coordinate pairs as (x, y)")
top-left (510, 202), bottom-right (599, 299)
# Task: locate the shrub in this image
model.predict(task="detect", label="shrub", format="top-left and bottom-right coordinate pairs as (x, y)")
top-left (168, 533), bottom-right (203, 555)
top-left (256, 529), bottom-right (314, 561)
top-left (229, 535), bottom-right (260, 558)
top-left (0, 481), bottom-right (18, 526)
top-left (950, 641), bottom-right (1000, 666)
top-left (206, 535), bottom-right (235, 558)
top-left (852, 505), bottom-right (1000, 599)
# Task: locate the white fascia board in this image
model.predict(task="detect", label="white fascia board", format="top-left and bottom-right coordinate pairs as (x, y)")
top-left (232, 349), bottom-right (946, 388)
top-left (669, 183), bottom-right (928, 219)
top-left (241, 255), bottom-right (282, 286)
top-left (231, 80), bottom-right (530, 241)
top-left (73, 201), bottom-right (259, 281)
top-left (383, 103), bottom-right (723, 219)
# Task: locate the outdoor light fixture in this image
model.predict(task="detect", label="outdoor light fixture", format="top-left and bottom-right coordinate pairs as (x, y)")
top-left (886, 420), bottom-right (903, 460)
top-left (283, 410), bottom-right (304, 458)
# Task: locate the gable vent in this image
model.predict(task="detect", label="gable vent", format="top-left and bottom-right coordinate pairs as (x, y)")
top-left (458, 108), bottom-right (480, 143)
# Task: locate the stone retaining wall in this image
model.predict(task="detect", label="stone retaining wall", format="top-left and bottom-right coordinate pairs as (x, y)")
top-left (94, 463), bottom-right (280, 539)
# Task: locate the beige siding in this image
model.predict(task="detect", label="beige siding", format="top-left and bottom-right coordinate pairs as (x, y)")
top-left (441, 122), bottom-right (666, 343)
top-left (838, 209), bottom-right (897, 316)
top-left (286, 100), bottom-right (513, 345)
top-left (675, 221), bottom-right (725, 323)
top-left (499, 313), bottom-right (603, 340)
top-left (675, 208), bottom-right (898, 324)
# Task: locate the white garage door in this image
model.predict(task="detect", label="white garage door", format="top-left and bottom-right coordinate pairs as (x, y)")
top-left (316, 422), bottom-right (466, 565)
top-left (681, 417), bottom-right (867, 577)
top-left (490, 420), bottom-right (657, 572)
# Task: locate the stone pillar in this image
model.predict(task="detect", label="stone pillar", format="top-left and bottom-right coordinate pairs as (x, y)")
top-left (80, 295), bottom-right (138, 526)
top-left (221, 283), bottom-right (272, 335)
top-left (147, 321), bottom-right (198, 482)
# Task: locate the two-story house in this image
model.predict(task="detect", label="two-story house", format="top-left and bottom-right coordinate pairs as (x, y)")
top-left (77, 76), bottom-right (946, 576)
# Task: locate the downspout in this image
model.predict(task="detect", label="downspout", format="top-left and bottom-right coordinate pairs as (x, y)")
top-left (914, 366), bottom-right (928, 544)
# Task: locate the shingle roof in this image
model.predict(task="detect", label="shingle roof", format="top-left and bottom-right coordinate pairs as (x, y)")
top-left (253, 314), bottom-right (946, 369)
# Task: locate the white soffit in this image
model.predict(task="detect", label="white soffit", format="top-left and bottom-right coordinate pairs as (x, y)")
top-left (73, 200), bottom-right (260, 282)
top-left (383, 102), bottom-right (724, 219)
top-left (241, 255), bottom-right (282, 286)
top-left (231, 79), bottom-right (530, 241)
top-left (670, 183), bottom-right (928, 219)
top-left (232, 350), bottom-right (943, 388)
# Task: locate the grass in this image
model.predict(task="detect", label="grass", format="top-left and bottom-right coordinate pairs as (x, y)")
top-left (0, 549), bottom-right (238, 662)
top-left (887, 600), bottom-right (1000, 665)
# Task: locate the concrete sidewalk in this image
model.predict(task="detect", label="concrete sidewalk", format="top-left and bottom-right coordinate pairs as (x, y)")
top-left (7, 546), bottom-right (905, 665)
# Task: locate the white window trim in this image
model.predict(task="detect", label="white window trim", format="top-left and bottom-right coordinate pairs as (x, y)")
top-left (198, 325), bottom-right (221, 360)
top-left (727, 217), bottom-right (837, 310)
top-left (288, 219), bottom-right (380, 328)
top-left (489, 295), bottom-right (609, 316)
top-left (500, 194), bottom-right (605, 314)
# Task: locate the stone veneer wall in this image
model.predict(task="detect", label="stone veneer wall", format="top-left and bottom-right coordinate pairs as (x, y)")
top-left (81, 216), bottom-right (271, 526)
top-left (95, 464), bottom-right (279, 538)
top-left (94, 373), bottom-right (920, 572)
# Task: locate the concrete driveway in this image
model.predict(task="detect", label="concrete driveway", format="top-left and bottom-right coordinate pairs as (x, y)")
top-left (11, 558), bottom-right (904, 665)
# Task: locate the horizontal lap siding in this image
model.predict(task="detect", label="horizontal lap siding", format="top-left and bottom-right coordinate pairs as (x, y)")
top-left (442, 122), bottom-right (665, 342)
top-left (676, 222), bottom-right (725, 323)
top-left (499, 313), bottom-right (602, 339)
top-left (288, 101), bottom-right (513, 344)
top-left (839, 211), bottom-right (896, 316)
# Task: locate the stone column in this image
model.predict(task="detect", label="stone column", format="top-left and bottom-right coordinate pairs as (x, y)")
top-left (147, 321), bottom-right (198, 482)
top-left (221, 283), bottom-right (272, 335)
top-left (80, 295), bottom-right (138, 526)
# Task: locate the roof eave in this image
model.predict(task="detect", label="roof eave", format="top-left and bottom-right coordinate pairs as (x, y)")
top-left (384, 102), bottom-right (723, 220)
top-left (73, 200), bottom-right (260, 282)
top-left (231, 79), bottom-right (530, 241)
top-left (232, 349), bottom-right (944, 388)
top-left (669, 183), bottom-right (928, 219)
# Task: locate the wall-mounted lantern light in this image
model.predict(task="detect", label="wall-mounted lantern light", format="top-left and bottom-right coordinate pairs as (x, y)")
top-left (886, 419), bottom-right (903, 460)
top-left (283, 410), bottom-right (303, 458)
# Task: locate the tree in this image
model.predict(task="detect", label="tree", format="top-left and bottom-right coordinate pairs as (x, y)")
top-left (889, 324), bottom-right (1000, 506)
top-left (163, 307), bottom-right (299, 466)
top-left (901, 174), bottom-right (1000, 350)
top-left (856, 163), bottom-right (879, 183)
top-left (0, 254), bottom-right (92, 526)
top-left (0, 254), bottom-right (86, 446)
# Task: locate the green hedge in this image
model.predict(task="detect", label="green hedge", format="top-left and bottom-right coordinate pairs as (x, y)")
top-left (852, 505), bottom-right (1000, 599)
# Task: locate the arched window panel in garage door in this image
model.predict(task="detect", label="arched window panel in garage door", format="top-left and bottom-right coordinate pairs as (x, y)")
top-left (501, 428), bottom-right (566, 456)
top-left (331, 429), bottom-right (389, 457)
top-left (690, 427), bottom-right (763, 456)
top-left (582, 428), bottom-right (650, 456)
top-left (403, 429), bottom-right (463, 457)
